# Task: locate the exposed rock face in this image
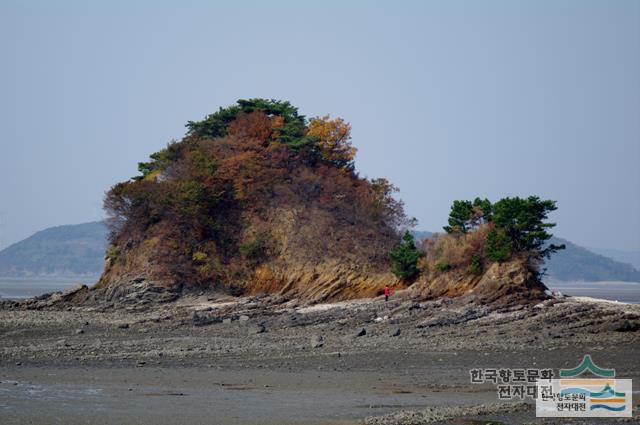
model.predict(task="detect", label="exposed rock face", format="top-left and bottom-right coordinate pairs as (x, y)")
top-left (409, 259), bottom-right (547, 306)
top-left (248, 261), bottom-right (398, 303)
top-left (6, 258), bottom-right (547, 311)
top-left (95, 202), bottom-right (404, 305)
top-left (4, 278), bottom-right (181, 311)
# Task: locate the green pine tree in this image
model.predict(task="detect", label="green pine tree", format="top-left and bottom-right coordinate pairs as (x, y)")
top-left (389, 231), bottom-right (421, 279)
top-left (485, 227), bottom-right (513, 263)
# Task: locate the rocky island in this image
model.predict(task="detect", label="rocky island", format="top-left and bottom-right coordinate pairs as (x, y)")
top-left (1, 100), bottom-right (638, 424)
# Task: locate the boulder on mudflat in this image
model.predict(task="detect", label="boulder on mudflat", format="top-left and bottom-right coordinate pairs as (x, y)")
top-left (310, 335), bottom-right (324, 348)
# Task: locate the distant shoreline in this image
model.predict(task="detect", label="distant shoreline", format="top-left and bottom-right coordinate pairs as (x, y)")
top-left (0, 276), bottom-right (99, 300)
top-left (546, 280), bottom-right (640, 304)
top-left (0, 275), bottom-right (100, 281)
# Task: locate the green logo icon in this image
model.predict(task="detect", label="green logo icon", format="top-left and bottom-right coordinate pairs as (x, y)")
top-left (560, 355), bottom-right (615, 378)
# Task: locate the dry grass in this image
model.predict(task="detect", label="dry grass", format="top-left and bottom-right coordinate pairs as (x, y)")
top-left (420, 224), bottom-right (492, 274)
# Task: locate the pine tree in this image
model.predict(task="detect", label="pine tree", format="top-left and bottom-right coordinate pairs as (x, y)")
top-left (485, 227), bottom-right (512, 263)
top-left (389, 231), bottom-right (421, 279)
top-left (492, 196), bottom-right (564, 258)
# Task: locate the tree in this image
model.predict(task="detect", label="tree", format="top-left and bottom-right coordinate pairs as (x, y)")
top-left (492, 196), bottom-right (565, 258)
top-left (389, 231), bottom-right (421, 280)
top-left (134, 140), bottom-right (181, 181)
top-left (185, 98), bottom-right (312, 150)
top-left (306, 115), bottom-right (357, 169)
top-left (485, 226), bottom-right (512, 262)
top-left (443, 200), bottom-right (474, 233)
top-left (444, 198), bottom-right (493, 234)
top-left (468, 252), bottom-right (482, 274)
top-left (470, 197), bottom-right (492, 225)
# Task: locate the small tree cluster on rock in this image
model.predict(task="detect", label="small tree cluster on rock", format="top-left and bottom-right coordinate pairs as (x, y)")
top-left (413, 196), bottom-right (565, 280)
top-left (443, 196), bottom-right (564, 262)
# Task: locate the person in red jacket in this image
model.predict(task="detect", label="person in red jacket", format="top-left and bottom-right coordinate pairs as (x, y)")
top-left (384, 286), bottom-right (390, 302)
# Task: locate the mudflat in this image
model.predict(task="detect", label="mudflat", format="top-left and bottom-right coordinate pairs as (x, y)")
top-left (1, 294), bottom-right (639, 424)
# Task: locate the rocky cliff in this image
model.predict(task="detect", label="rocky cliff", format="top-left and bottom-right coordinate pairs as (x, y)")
top-left (410, 258), bottom-right (547, 306)
top-left (92, 99), bottom-right (407, 304)
top-left (13, 100), bottom-right (550, 309)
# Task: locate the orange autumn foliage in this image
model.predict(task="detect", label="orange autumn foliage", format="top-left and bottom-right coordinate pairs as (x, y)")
top-left (306, 115), bottom-right (357, 169)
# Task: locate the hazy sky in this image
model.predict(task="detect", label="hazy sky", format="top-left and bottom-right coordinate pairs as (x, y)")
top-left (0, 0), bottom-right (639, 251)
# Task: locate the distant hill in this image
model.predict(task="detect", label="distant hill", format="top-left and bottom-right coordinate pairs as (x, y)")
top-left (411, 230), bottom-right (433, 241)
top-left (0, 222), bottom-right (108, 277)
top-left (545, 237), bottom-right (640, 282)
top-left (412, 231), bottom-right (640, 283)
top-left (587, 247), bottom-right (640, 271)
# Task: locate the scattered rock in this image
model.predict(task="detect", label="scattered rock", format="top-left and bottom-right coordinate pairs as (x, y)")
top-left (190, 312), bottom-right (221, 326)
top-left (310, 335), bottom-right (324, 348)
top-left (118, 323), bottom-right (130, 329)
top-left (74, 329), bottom-right (84, 335)
top-left (222, 318), bottom-right (232, 324)
top-left (251, 324), bottom-right (266, 334)
top-left (542, 329), bottom-right (562, 339)
top-left (613, 319), bottom-right (638, 332)
top-left (364, 401), bottom-right (532, 424)
top-left (356, 328), bottom-right (367, 337)
top-left (239, 315), bottom-right (250, 322)
top-left (390, 328), bottom-right (401, 337)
